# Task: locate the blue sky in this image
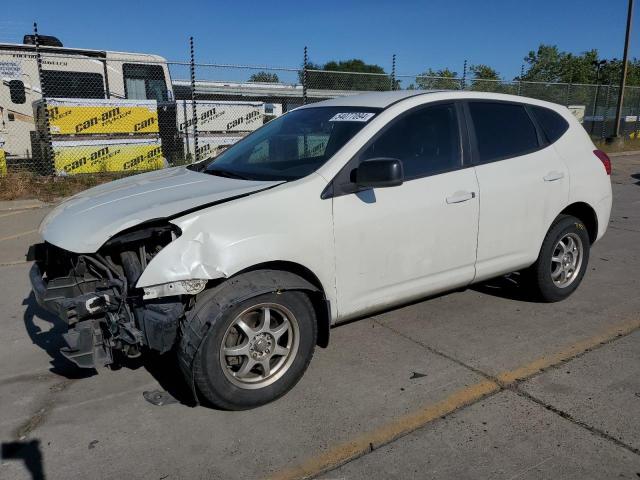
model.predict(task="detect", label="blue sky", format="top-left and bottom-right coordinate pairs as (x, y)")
top-left (2, 0), bottom-right (638, 80)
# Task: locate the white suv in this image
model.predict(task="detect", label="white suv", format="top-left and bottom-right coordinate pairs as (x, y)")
top-left (30, 91), bottom-right (612, 409)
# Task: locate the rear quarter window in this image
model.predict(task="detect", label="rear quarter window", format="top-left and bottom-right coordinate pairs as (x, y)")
top-left (530, 106), bottom-right (570, 144)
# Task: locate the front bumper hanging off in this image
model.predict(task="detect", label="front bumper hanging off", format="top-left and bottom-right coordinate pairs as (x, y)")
top-left (29, 239), bottom-right (186, 369)
top-left (29, 262), bottom-right (115, 368)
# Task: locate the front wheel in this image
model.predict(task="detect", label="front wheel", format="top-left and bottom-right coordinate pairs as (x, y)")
top-left (180, 290), bottom-right (317, 410)
top-left (526, 214), bottom-right (591, 302)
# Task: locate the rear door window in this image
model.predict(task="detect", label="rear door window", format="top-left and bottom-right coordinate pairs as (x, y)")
top-left (530, 106), bottom-right (569, 143)
top-left (468, 102), bottom-right (540, 163)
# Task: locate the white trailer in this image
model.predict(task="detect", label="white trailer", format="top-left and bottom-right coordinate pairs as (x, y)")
top-left (176, 100), bottom-right (265, 134)
top-left (0, 39), bottom-right (172, 163)
top-left (182, 134), bottom-right (245, 160)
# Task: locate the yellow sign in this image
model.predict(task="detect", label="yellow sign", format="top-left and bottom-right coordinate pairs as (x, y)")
top-left (0, 149), bottom-right (6, 177)
top-left (41, 99), bottom-right (159, 135)
top-left (53, 141), bottom-right (164, 175)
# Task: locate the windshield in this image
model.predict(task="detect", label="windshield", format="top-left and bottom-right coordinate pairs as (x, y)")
top-left (204, 106), bottom-right (381, 181)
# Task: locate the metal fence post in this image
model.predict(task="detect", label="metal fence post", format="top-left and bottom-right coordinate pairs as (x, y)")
top-left (566, 82), bottom-right (572, 106)
top-left (181, 100), bottom-right (190, 157)
top-left (635, 91), bottom-right (640, 139)
top-left (189, 36), bottom-right (199, 163)
top-left (517, 64), bottom-right (524, 96)
top-left (590, 83), bottom-right (601, 136)
top-left (461, 59), bottom-right (467, 90)
top-left (33, 22), bottom-right (53, 175)
top-left (602, 85), bottom-right (612, 140)
top-left (302, 46), bottom-right (308, 105)
top-left (390, 54), bottom-right (396, 91)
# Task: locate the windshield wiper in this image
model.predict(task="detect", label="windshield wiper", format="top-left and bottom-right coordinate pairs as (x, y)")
top-left (205, 168), bottom-right (250, 180)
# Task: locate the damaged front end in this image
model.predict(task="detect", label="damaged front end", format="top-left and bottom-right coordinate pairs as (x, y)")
top-left (29, 222), bottom-right (194, 369)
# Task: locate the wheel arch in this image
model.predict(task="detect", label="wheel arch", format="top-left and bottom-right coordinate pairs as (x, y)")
top-left (558, 202), bottom-right (598, 244)
top-left (214, 262), bottom-right (331, 348)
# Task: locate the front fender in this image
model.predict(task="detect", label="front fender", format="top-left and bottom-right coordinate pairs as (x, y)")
top-left (134, 173), bottom-right (337, 319)
top-left (136, 230), bottom-right (312, 286)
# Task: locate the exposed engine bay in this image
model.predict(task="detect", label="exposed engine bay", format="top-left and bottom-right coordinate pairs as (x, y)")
top-left (29, 222), bottom-right (198, 369)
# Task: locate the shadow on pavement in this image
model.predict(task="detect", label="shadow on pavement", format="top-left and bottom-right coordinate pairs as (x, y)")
top-left (22, 293), bottom-right (94, 380)
top-left (116, 350), bottom-right (198, 408)
top-left (472, 273), bottom-right (543, 303)
top-left (631, 173), bottom-right (640, 186)
top-left (2, 440), bottom-right (45, 480)
top-left (23, 293), bottom-right (197, 408)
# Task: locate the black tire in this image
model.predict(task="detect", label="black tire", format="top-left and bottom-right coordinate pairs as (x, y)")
top-left (527, 214), bottom-right (590, 302)
top-left (179, 287), bottom-right (317, 410)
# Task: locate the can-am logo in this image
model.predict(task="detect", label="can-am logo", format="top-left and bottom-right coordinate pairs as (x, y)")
top-left (74, 107), bottom-right (123, 133)
top-left (101, 107), bottom-right (121, 122)
top-left (75, 117), bottom-right (99, 133)
top-left (134, 117), bottom-right (156, 132)
top-left (196, 143), bottom-right (212, 156)
top-left (179, 107), bottom-right (224, 131)
top-left (227, 110), bottom-right (261, 130)
top-left (123, 146), bottom-right (162, 170)
top-left (61, 146), bottom-right (111, 172)
top-left (200, 107), bottom-right (217, 121)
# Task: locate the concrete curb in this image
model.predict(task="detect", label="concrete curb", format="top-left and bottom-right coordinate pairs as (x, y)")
top-left (609, 150), bottom-right (640, 157)
top-left (0, 199), bottom-right (51, 212)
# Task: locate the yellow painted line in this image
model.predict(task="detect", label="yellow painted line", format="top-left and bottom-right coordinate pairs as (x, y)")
top-left (0, 229), bottom-right (37, 243)
top-left (268, 380), bottom-right (499, 480)
top-left (0, 260), bottom-right (29, 267)
top-left (496, 317), bottom-right (640, 385)
top-left (268, 317), bottom-right (640, 480)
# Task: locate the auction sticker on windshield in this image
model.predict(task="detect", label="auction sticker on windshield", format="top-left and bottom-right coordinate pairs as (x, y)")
top-left (329, 112), bottom-right (375, 122)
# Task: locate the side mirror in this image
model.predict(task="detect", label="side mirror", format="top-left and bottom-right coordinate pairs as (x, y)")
top-left (355, 158), bottom-right (404, 188)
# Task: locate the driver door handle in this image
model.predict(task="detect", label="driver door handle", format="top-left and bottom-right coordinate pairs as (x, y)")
top-left (544, 171), bottom-right (565, 182)
top-left (446, 191), bottom-right (475, 204)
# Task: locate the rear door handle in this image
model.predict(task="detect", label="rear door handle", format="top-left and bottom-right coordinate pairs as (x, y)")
top-left (446, 191), bottom-right (475, 204)
top-left (543, 171), bottom-right (565, 182)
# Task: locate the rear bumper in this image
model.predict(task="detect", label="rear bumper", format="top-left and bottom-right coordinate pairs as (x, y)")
top-left (594, 194), bottom-right (613, 242)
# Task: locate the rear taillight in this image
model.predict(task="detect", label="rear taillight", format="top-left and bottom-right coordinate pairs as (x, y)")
top-left (593, 150), bottom-right (611, 175)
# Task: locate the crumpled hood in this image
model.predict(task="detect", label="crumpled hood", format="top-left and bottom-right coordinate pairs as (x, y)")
top-left (40, 167), bottom-right (283, 253)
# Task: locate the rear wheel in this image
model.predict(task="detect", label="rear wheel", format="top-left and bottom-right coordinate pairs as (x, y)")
top-left (179, 289), bottom-right (316, 410)
top-left (526, 214), bottom-right (590, 302)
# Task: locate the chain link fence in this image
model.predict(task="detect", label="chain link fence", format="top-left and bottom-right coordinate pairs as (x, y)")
top-left (2, 33), bottom-right (640, 178)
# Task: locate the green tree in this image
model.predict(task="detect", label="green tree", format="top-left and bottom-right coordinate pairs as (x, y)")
top-left (470, 64), bottom-right (500, 80)
top-left (517, 45), bottom-right (640, 105)
top-left (302, 59), bottom-right (393, 91)
top-left (248, 71), bottom-right (280, 83)
top-left (521, 45), bottom-right (566, 82)
top-left (518, 45), bottom-right (624, 84)
top-left (597, 58), bottom-right (640, 86)
top-left (469, 64), bottom-right (503, 92)
top-left (415, 68), bottom-right (460, 90)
